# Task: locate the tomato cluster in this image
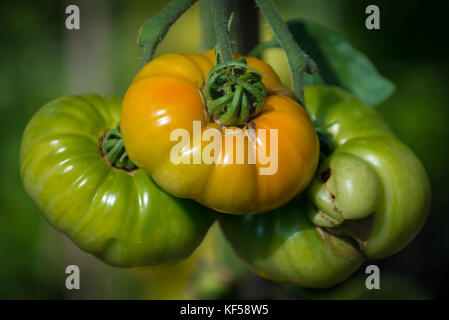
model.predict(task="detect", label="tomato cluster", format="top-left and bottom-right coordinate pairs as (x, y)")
top-left (20, 51), bottom-right (429, 287)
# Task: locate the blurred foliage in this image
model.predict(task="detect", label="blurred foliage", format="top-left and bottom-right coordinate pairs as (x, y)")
top-left (0, 0), bottom-right (447, 299)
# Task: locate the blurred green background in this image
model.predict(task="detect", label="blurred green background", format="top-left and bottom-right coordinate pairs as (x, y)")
top-left (1, 0), bottom-right (447, 299)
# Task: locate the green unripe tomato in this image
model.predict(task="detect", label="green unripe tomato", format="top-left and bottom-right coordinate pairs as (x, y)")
top-left (220, 197), bottom-right (363, 288)
top-left (220, 85), bottom-right (430, 288)
top-left (307, 86), bottom-right (430, 259)
top-left (20, 94), bottom-right (214, 267)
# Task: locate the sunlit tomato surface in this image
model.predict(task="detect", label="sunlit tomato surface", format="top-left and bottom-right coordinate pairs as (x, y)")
top-left (121, 51), bottom-right (319, 214)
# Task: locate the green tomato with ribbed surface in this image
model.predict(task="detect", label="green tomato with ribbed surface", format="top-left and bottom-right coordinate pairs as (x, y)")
top-left (20, 93), bottom-right (214, 267)
top-left (220, 85), bottom-right (430, 288)
top-left (219, 197), bottom-right (364, 288)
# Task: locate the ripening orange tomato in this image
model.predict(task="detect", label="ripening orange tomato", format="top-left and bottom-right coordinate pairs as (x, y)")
top-left (120, 50), bottom-right (319, 214)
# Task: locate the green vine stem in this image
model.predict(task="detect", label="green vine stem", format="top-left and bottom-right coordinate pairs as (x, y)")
top-left (138, 0), bottom-right (198, 69)
top-left (255, 0), bottom-right (317, 104)
top-left (209, 0), bottom-right (234, 62)
top-left (200, 0), bottom-right (260, 55)
top-left (101, 125), bottom-right (137, 172)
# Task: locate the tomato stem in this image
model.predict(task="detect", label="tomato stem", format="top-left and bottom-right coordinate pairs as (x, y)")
top-left (138, 0), bottom-right (198, 69)
top-left (255, 0), bottom-right (317, 105)
top-left (209, 0), bottom-right (234, 62)
top-left (200, 0), bottom-right (259, 55)
top-left (205, 0), bottom-right (266, 126)
top-left (101, 125), bottom-right (137, 172)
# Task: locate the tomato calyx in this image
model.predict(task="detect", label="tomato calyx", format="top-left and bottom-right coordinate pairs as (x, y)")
top-left (204, 55), bottom-right (266, 126)
top-left (100, 125), bottom-right (137, 173)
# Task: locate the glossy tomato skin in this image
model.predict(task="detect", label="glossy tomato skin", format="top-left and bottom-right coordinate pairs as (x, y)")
top-left (220, 85), bottom-right (430, 288)
top-left (305, 85), bottom-right (430, 259)
top-left (20, 94), bottom-right (214, 267)
top-left (219, 197), bottom-right (363, 288)
top-left (121, 51), bottom-right (319, 215)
